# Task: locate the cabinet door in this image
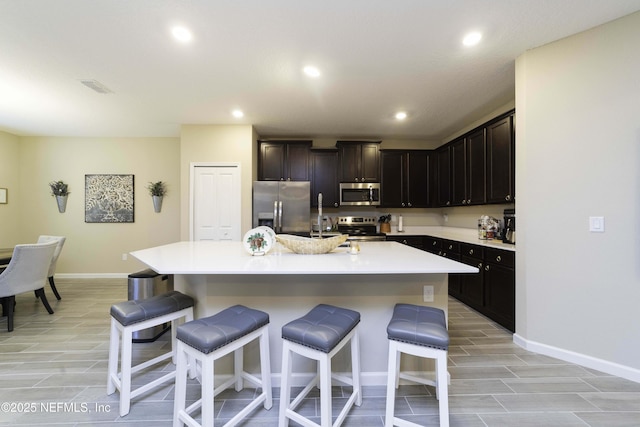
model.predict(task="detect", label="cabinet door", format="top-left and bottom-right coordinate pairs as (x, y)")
top-left (380, 151), bottom-right (404, 207)
top-left (360, 143), bottom-right (380, 182)
top-left (459, 254), bottom-right (484, 310)
top-left (406, 151), bottom-right (430, 207)
top-left (436, 146), bottom-right (451, 207)
top-left (486, 116), bottom-right (514, 203)
top-left (338, 143), bottom-right (360, 182)
top-left (451, 138), bottom-right (466, 206)
top-left (483, 262), bottom-right (515, 332)
top-left (286, 143), bottom-right (310, 181)
top-left (259, 142), bottom-right (286, 181)
top-left (467, 129), bottom-right (486, 205)
top-left (387, 235), bottom-right (424, 250)
top-left (310, 150), bottom-right (339, 208)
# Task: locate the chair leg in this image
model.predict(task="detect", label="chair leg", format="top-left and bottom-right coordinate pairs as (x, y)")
top-left (35, 288), bottom-right (54, 314)
top-left (4, 296), bottom-right (15, 332)
top-left (49, 276), bottom-right (62, 300)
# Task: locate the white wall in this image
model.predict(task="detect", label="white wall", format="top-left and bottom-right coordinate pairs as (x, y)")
top-left (14, 136), bottom-right (181, 274)
top-left (0, 131), bottom-right (21, 245)
top-left (515, 11), bottom-right (640, 380)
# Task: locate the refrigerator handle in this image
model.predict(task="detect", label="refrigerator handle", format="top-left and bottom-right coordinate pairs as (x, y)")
top-left (273, 201), bottom-right (279, 232)
top-left (278, 201), bottom-right (283, 233)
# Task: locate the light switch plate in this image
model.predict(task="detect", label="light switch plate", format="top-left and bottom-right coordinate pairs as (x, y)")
top-left (423, 285), bottom-right (434, 302)
top-left (589, 216), bottom-right (605, 232)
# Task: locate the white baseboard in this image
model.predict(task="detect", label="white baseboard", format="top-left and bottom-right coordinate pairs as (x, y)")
top-left (57, 273), bottom-right (129, 279)
top-left (513, 333), bottom-right (640, 384)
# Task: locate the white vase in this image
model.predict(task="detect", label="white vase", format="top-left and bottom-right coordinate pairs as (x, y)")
top-left (56, 195), bottom-right (67, 213)
top-left (152, 195), bottom-right (163, 213)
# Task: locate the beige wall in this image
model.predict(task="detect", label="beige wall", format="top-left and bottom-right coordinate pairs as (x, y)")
top-left (0, 131), bottom-right (21, 245)
top-left (179, 125), bottom-right (256, 240)
top-left (12, 136), bottom-right (181, 275)
top-left (515, 11), bottom-right (640, 379)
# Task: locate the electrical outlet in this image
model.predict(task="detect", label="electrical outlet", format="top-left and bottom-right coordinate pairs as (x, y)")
top-left (122, 253), bottom-right (127, 261)
top-left (423, 285), bottom-right (434, 302)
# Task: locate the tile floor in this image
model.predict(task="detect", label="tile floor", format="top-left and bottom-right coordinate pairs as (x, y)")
top-left (0, 278), bottom-right (639, 426)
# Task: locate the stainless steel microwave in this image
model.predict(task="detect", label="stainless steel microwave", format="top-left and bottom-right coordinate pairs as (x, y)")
top-left (339, 182), bottom-right (381, 206)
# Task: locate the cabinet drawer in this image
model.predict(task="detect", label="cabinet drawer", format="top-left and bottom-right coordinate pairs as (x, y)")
top-left (442, 240), bottom-right (460, 254)
top-left (485, 248), bottom-right (515, 268)
top-left (387, 235), bottom-right (424, 250)
top-left (424, 236), bottom-right (442, 254)
top-left (461, 243), bottom-right (483, 260)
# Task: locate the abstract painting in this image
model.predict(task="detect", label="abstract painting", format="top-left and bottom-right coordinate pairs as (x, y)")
top-left (85, 174), bottom-right (134, 223)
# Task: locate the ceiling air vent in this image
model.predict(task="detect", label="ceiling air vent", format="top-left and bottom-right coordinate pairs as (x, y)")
top-left (80, 79), bottom-right (114, 94)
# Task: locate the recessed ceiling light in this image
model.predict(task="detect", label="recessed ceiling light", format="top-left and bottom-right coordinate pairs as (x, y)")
top-left (395, 111), bottom-right (407, 120)
top-left (462, 31), bottom-right (482, 46)
top-left (232, 109), bottom-right (244, 118)
top-left (303, 66), bottom-right (321, 78)
top-left (172, 26), bottom-right (193, 42)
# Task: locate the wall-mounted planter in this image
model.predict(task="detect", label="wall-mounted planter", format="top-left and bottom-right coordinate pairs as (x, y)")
top-left (152, 195), bottom-right (163, 213)
top-left (56, 195), bottom-right (68, 213)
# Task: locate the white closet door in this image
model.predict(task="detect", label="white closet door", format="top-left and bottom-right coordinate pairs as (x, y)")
top-left (193, 165), bottom-right (241, 241)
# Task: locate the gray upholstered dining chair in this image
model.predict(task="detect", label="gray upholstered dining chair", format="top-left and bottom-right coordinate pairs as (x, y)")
top-left (0, 241), bottom-right (57, 332)
top-left (37, 235), bottom-right (66, 300)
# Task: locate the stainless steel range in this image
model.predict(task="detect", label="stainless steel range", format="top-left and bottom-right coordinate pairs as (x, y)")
top-left (337, 216), bottom-right (386, 241)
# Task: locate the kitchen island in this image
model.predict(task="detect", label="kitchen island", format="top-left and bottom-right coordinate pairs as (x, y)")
top-left (130, 240), bottom-right (478, 385)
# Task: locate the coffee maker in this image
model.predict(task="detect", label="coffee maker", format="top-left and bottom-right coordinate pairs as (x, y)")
top-left (502, 208), bottom-right (515, 244)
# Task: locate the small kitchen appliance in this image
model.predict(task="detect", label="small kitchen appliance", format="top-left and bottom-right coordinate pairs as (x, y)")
top-left (503, 208), bottom-right (515, 244)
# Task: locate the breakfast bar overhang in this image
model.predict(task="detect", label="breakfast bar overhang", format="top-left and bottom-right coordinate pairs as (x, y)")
top-left (130, 240), bottom-right (478, 385)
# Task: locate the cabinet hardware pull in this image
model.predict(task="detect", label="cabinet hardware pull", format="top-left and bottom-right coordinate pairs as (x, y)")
top-left (485, 265), bottom-right (490, 271)
top-left (408, 203), bottom-right (412, 207)
top-left (505, 195), bottom-right (511, 201)
top-left (496, 255), bottom-right (502, 262)
top-left (467, 199), bottom-right (471, 204)
top-left (469, 249), bottom-right (474, 255)
top-left (432, 241), bottom-right (437, 246)
top-left (478, 263), bottom-right (482, 268)
top-left (448, 245), bottom-right (453, 250)
top-left (446, 201), bottom-right (450, 206)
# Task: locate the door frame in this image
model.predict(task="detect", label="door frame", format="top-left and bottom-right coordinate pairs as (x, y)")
top-left (189, 162), bottom-right (241, 241)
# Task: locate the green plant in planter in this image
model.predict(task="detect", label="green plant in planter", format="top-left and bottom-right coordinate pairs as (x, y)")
top-left (146, 181), bottom-right (167, 197)
top-left (49, 180), bottom-right (70, 197)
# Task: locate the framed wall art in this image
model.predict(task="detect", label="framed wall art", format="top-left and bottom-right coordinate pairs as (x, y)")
top-left (85, 174), bottom-right (134, 223)
top-left (0, 188), bottom-right (6, 204)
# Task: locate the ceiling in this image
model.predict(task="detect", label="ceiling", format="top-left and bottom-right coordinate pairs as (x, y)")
top-left (1, 1), bottom-right (639, 141)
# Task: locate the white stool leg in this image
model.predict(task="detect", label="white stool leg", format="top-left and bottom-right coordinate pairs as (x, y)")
top-left (107, 319), bottom-right (120, 395)
top-left (436, 351), bottom-right (449, 427)
top-left (201, 354), bottom-right (215, 427)
top-left (385, 340), bottom-right (398, 427)
top-left (234, 347), bottom-right (244, 391)
top-left (173, 341), bottom-right (188, 427)
top-left (259, 327), bottom-right (273, 409)
top-left (318, 354), bottom-right (332, 427)
top-left (119, 326), bottom-right (133, 416)
top-left (351, 328), bottom-right (362, 406)
top-left (278, 341), bottom-right (292, 427)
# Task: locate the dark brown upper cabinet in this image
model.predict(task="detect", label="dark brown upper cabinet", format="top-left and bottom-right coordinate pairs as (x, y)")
top-left (258, 140), bottom-right (311, 181)
top-left (380, 150), bottom-right (430, 208)
top-left (310, 149), bottom-right (340, 208)
top-left (486, 115), bottom-right (515, 203)
top-left (436, 145), bottom-right (452, 207)
top-left (336, 141), bottom-right (380, 183)
top-left (451, 130), bottom-right (486, 206)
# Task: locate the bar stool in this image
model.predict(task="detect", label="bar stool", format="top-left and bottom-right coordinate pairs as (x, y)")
top-left (107, 290), bottom-right (195, 416)
top-left (279, 304), bottom-right (362, 427)
top-left (173, 304), bottom-right (272, 427)
top-left (385, 303), bottom-right (450, 427)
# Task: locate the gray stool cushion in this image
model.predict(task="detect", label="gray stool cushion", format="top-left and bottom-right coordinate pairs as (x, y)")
top-left (282, 304), bottom-right (360, 353)
top-left (110, 291), bottom-right (194, 326)
top-left (387, 303), bottom-right (449, 350)
top-left (177, 305), bottom-right (269, 354)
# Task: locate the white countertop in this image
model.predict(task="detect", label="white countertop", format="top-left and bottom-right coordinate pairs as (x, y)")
top-left (130, 240), bottom-right (479, 275)
top-left (386, 226), bottom-right (516, 252)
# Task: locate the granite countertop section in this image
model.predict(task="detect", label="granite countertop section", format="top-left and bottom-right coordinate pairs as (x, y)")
top-left (385, 226), bottom-right (516, 252)
top-left (130, 240), bottom-right (479, 275)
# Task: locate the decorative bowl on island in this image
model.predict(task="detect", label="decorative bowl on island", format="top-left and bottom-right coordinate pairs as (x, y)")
top-left (276, 234), bottom-right (348, 255)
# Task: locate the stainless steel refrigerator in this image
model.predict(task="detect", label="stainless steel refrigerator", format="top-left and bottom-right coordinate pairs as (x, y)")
top-left (252, 181), bottom-right (310, 234)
